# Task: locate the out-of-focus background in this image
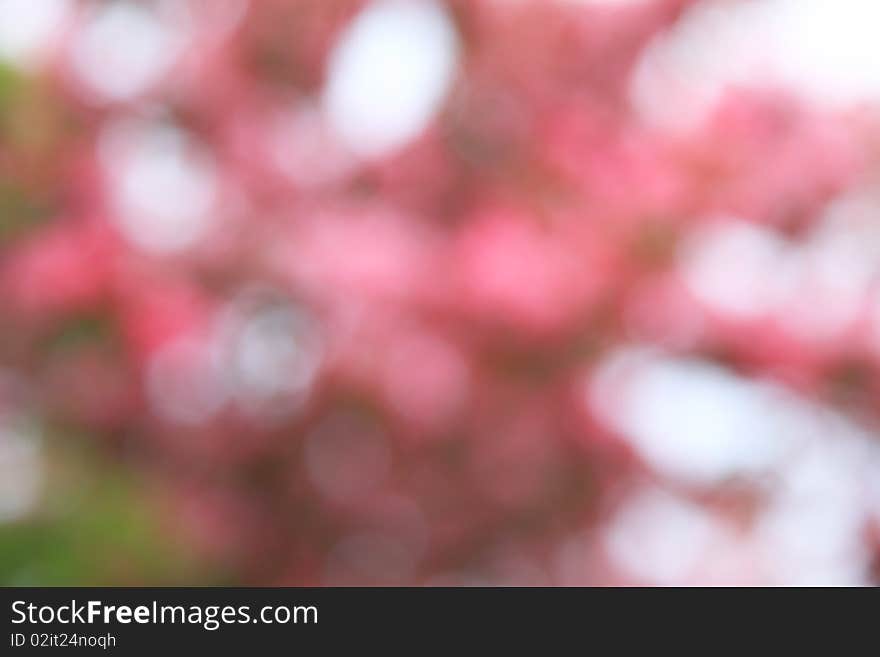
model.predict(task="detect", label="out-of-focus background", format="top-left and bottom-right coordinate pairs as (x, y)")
top-left (2, 0), bottom-right (880, 586)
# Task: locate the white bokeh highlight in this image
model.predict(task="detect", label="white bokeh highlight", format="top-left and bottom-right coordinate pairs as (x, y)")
top-left (681, 208), bottom-right (880, 342)
top-left (605, 486), bottom-right (731, 585)
top-left (589, 347), bottom-right (808, 485)
top-left (0, 418), bottom-right (44, 523)
top-left (223, 303), bottom-right (324, 417)
top-left (101, 119), bottom-right (218, 254)
top-left (0, 0), bottom-right (71, 69)
top-left (680, 219), bottom-right (786, 321)
top-left (591, 346), bottom-right (880, 584)
top-left (71, 1), bottom-right (182, 102)
top-left (323, 0), bottom-right (459, 158)
top-left (632, 0), bottom-right (880, 130)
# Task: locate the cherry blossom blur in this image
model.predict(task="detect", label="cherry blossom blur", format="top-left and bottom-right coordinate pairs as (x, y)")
top-left (2, 0), bottom-right (880, 585)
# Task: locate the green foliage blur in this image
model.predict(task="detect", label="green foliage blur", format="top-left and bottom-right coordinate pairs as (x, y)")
top-left (1, 61), bottom-right (207, 587)
top-left (0, 439), bottom-right (208, 586)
